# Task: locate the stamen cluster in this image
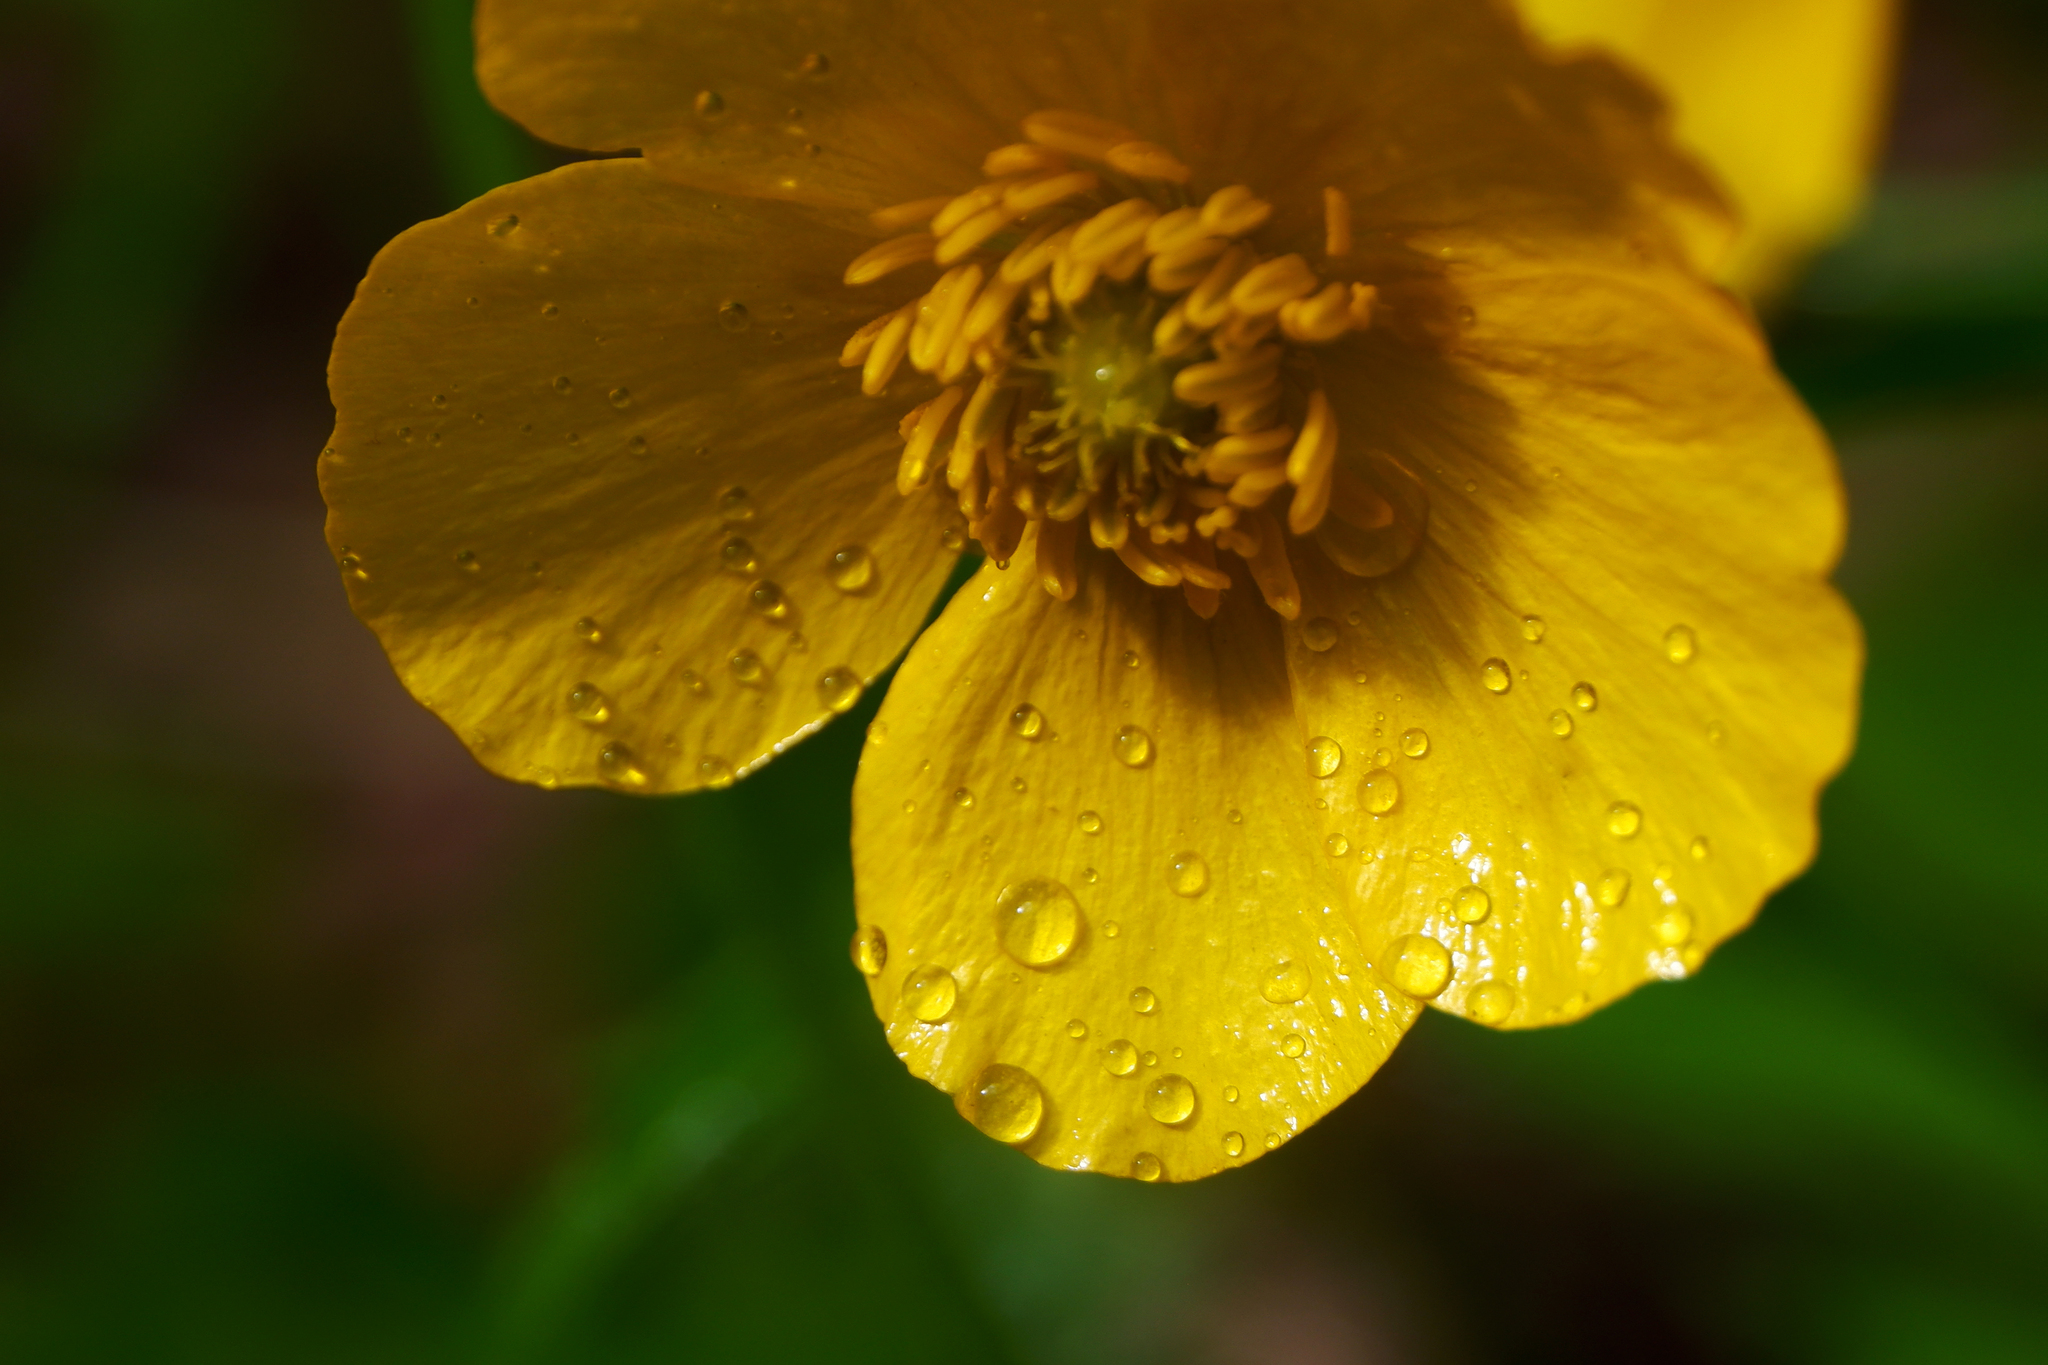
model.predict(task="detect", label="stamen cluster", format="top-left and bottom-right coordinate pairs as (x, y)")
top-left (840, 110), bottom-right (1396, 617)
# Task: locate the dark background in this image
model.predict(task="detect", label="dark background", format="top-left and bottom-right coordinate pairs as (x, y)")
top-left (1, 1), bottom-right (2043, 1360)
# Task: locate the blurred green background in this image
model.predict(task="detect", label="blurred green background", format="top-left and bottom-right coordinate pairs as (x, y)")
top-left (0, 1), bottom-right (2043, 1361)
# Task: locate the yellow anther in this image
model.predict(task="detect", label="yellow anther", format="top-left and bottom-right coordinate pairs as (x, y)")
top-left (1323, 187), bottom-right (1353, 258)
top-left (1230, 254), bottom-right (1319, 315)
top-left (932, 182), bottom-right (1011, 237)
top-left (1106, 141), bottom-right (1191, 183)
top-left (1036, 516), bottom-right (1080, 600)
top-left (1279, 281), bottom-right (1353, 343)
top-left (1088, 498), bottom-right (1129, 550)
top-left (936, 205), bottom-right (1018, 265)
top-left (1001, 222), bottom-right (1075, 284)
top-left (1147, 235), bottom-right (1228, 292)
top-left (1157, 540), bottom-right (1232, 590)
top-left (1115, 536), bottom-right (1183, 587)
top-left (870, 195), bottom-right (952, 231)
top-left (1152, 299), bottom-right (1202, 357)
top-left (899, 384), bottom-right (965, 493)
top-left (1213, 310), bottom-right (1278, 355)
top-left (909, 264), bottom-right (982, 372)
top-left (1200, 184), bottom-right (1273, 237)
top-left (1144, 207), bottom-right (1209, 255)
top-left (1022, 109), bottom-right (1140, 161)
top-left (1173, 344), bottom-right (1281, 405)
top-left (1241, 508), bottom-right (1302, 618)
top-left (1227, 464), bottom-right (1290, 507)
top-left (1347, 282), bottom-right (1379, 329)
top-left (1070, 198), bottom-right (1159, 265)
top-left (1050, 248), bottom-right (1100, 305)
top-left (962, 273), bottom-right (1025, 344)
top-left (975, 496), bottom-right (1025, 565)
top-left (1183, 244), bottom-right (1255, 330)
top-left (1101, 236), bottom-right (1150, 283)
top-left (845, 233), bottom-right (937, 285)
top-left (861, 310), bottom-right (913, 394)
top-left (1215, 385), bottom-right (1282, 433)
top-left (1003, 169), bottom-right (1100, 215)
top-left (1203, 425), bottom-right (1296, 480)
top-left (1285, 389), bottom-right (1337, 533)
top-left (983, 142), bottom-right (1067, 177)
top-left (840, 307), bottom-right (901, 367)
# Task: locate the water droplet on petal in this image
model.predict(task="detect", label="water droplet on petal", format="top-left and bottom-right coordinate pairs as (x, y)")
top-left (1102, 1039), bottom-right (1138, 1076)
top-left (717, 300), bottom-right (751, 332)
top-left (1706, 720), bottom-right (1726, 746)
top-left (1307, 736), bottom-right (1343, 778)
top-left (1572, 682), bottom-right (1599, 711)
top-left (1122, 649), bottom-right (1140, 669)
top-left (1521, 615), bottom-right (1547, 642)
top-left (1113, 725), bottom-right (1153, 767)
top-left (994, 878), bottom-right (1083, 967)
top-left (719, 537), bottom-right (758, 575)
top-left (1360, 769), bottom-right (1401, 815)
top-left (1596, 868), bottom-right (1631, 907)
top-left (574, 616), bottom-right (602, 643)
top-left (1324, 834), bottom-right (1350, 857)
top-left (1480, 658), bottom-right (1511, 693)
top-left (1301, 617), bottom-right (1339, 651)
top-left (1653, 906), bottom-right (1695, 946)
top-left (748, 579), bottom-right (790, 619)
top-left (940, 520), bottom-right (967, 551)
top-left (1166, 852), bottom-right (1209, 897)
top-left (551, 375), bottom-right (573, 394)
top-left (1467, 979), bottom-right (1515, 1024)
top-left (1066, 1019), bottom-right (1088, 1040)
top-left (454, 549), bottom-right (479, 572)
top-left (1399, 728), bottom-right (1429, 759)
top-left (1076, 810), bottom-right (1103, 835)
top-left (1129, 986), bottom-right (1157, 1015)
top-left (1664, 624), bottom-right (1697, 664)
top-left (849, 924), bottom-right (886, 975)
top-left (1690, 836), bottom-right (1712, 861)
top-left (488, 214), bottom-right (519, 236)
top-left (817, 667), bottom-right (861, 713)
top-left (902, 966), bottom-right (958, 1022)
top-left (1010, 703), bottom-right (1045, 740)
top-left (1387, 932), bottom-right (1452, 997)
top-left (1452, 886), bottom-right (1491, 923)
top-left (1223, 1131), bottom-right (1246, 1158)
top-left (1100, 916), bottom-right (1117, 934)
top-left (718, 486), bottom-right (756, 523)
top-left (1261, 961), bottom-right (1308, 1004)
top-left (967, 1063), bottom-right (1043, 1143)
top-left (1131, 1152), bottom-right (1163, 1182)
top-left (608, 387), bottom-right (632, 409)
top-left (827, 544), bottom-right (875, 592)
top-left (690, 756), bottom-right (733, 789)
top-left (694, 89), bottom-right (724, 116)
top-left (568, 682), bottom-right (610, 724)
top-left (952, 787), bottom-right (975, 809)
top-left (1607, 802), bottom-right (1643, 839)
top-left (597, 743), bottom-right (647, 788)
top-left (1144, 1073), bottom-right (1196, 1124)
top-left (1279, 1033), bottom-right (1306, 1058)
top-left (729, 649), bottom-right (765, 684)
top-left (1223, 1085), bottom-right (1240, 1103)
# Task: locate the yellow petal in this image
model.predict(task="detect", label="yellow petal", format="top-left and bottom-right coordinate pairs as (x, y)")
top-left (1519, 0), bottom-right (1898, 295)
top-left (852, 535), bottom-right (1418, 1181)
top-left (1284, 249), bottom-right (1860, 1028)
top-left (322, 159), bottom-right (961, 793)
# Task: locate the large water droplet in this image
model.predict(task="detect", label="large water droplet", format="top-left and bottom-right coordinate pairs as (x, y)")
top-left (1076, 810), bottom-right (1103, 835)
top-left (1521, 615), bottom-right (1547, 642)
top-left (1129, 986), bottom-right (1158, 1015)
top-left (902, 966), bottom-right (958, 1022)
top-left (1166, 852), bottom-right (1209, 897)
top-left (1261, 960), bottom-right (1308, 1004)
top-left (568, 681), bottom-right (610, 725)
top-left (719, 537), bottom-right (758, 575)
top-left (1301, 617), bottom-right (1339, 652)
top-left (1131, 1152), bottom-right (1163, 1182)
top-left (598, 743), bottom-right (647, 788)
top-left (968, 1063), bottom-right (1043, 1143)
top-left (1664, 624), bottom-right (1697, 664)
top-left (1607, 801), bottom-right (1642, 839)
top-left (1280, 1033), bottom-right (1306, 1058)
top-left (1652, 906), bottom-right (1695, 946)
top-left (1102, 1039), bottom-right (1138, 1076)
top-left (1480, 658), bottom-right (1511, 693)
top-left (1466, 979), bottom-right (1515, 1024)
top-left (1360, 769), bottom-right (1401, 815)
top-left (1010, 703), bottom-right (1045, 740)
top-left (717, 300), bottom-right (751, 332)
top-left (849, 924), bottom-right (886, 976)
top-left (1572, 682), bottom-right (1599, 712)
top-left (827, 544), bottom-right (875, 592)
top-left (1387, 932), bottom-right (1452, 997)
top-left (1113, 725), bottom-right (1153, 768)
top-left (1452, 886), bottom-right (1491, 923)
top-left (1400, 728), bottom-right (1429, 759)
top-left (817, 667), bottom-right (861, 713)
top-left (729, 648), bottom-right (765, 684)
top-left (1144, 1073), bottom-right (1196, 1125)
top-left (1595, 868), bottom-right (1631, 907)
top-left (994, 878), bottom-right (1083, 967)
top-left (748, 580), bottom-right (790, 620)
top-left (1307, 736), bottom-right (1343, 778)
top-left (1548, 709), bottom-right (1574, 738)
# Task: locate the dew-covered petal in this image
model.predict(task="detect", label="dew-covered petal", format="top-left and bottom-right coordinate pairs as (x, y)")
top-left (852, 534), bottom-right (1417, 1180)
top-left (323, 159), bottom-right (960, 793)
top-left (1282, 248), bottom-right (1860, 1028)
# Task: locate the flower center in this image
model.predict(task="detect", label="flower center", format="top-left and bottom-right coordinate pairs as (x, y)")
top-left (839, 109), bottom-right (1417, 617)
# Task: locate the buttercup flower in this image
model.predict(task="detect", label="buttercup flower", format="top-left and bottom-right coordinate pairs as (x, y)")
top-left (322, 0), bottom-right (1861, 1181)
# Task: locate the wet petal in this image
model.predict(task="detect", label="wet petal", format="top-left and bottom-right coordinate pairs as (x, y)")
top-left (852, 535), bottom-right (1416, 1180)
top-left (1285, 250), bottom-right (1860, 1027)
top-left (323, 159), bottom-right (961, 793)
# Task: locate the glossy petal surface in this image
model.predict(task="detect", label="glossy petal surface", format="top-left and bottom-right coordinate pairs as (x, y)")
top-left (323, 159), bottom-right (960, 792)
top-left (853, 538), bottom-right (1417, 1180)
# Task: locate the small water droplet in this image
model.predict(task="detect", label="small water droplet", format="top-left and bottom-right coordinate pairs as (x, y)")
top-left (718, 537), bottom-right (757, 575)
top-left (1010, 703), bottom-right (1045, 740)
top-left (718, 486), bottom-right (756, 524)
top-left (849, 924), bottom-right (886, 975)
top-left (1102, 1039), bottom-right (1138, 1076)
top-left (967, 1063), bottom-right (1043, 1143)
top-left (1521, 615), bottom-right (1546, 642)
top-left (1280, 1033), bottom-right (1306, 1058)
top-left (902, 966), bottom-right (958, 1022)
top-left (1066, 1019), bottom-right (1088, 1040)
top-left (1549, 709), bottom-right (1574, 738)
top-left (1076, 810), bottom-right (1103, 835)
top-left (694, 89), bottom-right (724, 116)
top-left (1264, 1132), bottom-right (1282, 1151)
top-left (1130, 1151), bottom-right (1163, 1182)
top-left (1457, 304), bottom-right (1476, 326)
top-left (695, 756), bottom-right (735, 790)
top-left (1664, 624), bottom-right (1697, 664)
top-left (1571, 682), bottom-right (1599, 712)
top-left (1325, 833), bottom-right (1350, 857)
top-left (1307, 736), bottom-right (1343, 778)
top-left (1705, 719), bottom-right (1726, 746)
top-left (728, 649), bottom-right (765, 684)
top-left (1480, 658), bottom-right (1511, 693)
top-left (598, 743), bottom-right (648, 788)
top-left (1467, 979), bottom-right (1515, 1024)
top-left (995, 878), bottom-right (1083, 967)
top-left (1387, 932), bottom-right (1452, 997)
top-left (1166, 852), bottom-right (1209, 897)
top-left (574, 616), bottom-right (602, 643)
top-left (1100, 915), bottom-right (1116, 933)
top-left (1223, 1085), bottom-right (1240, 1103)
top-left (1452, 886), bottom-right (1491, 923)
top-left (550, 375), bottom-right (574, 395)
top-left (1689, 836), bottom-right (1712, 861)
top-left (1122, 649), bottom-right (1140, 669)
top-left (817, 667), bottom-right (861, 713)
top-left (488, 214), bottom-right (519, 236)
top-left (1652, 906), bottom-right (1695, 946)
top-left (1607, 801), bottom-right (1642, 839)
top-left (1009, 776), bottom-right (1027, 794)
top-left (628, 434), bottom-right (649, 456)
top-left (901, 799), bottom-right (916, 814)
top-left (568, 682), bottom-right (610, 724)
top-left (1129, 986), bottom-right (1157, 1015)
top-left (1227, 808), bottom-right (1242, 824)
top-left (1301, 617), bottom-right (1339, 651)
top-left (940, 520), bottom-right (967, 551)
top-left (1222, 1131), bottom-right (1246, 1158)
top-left (1261, 960), bottom-right (1308, 1004)
top-left (1596, 868), bottom-right (1631, 907)
top-left (1399, 728), bottom-right (1429, 759)
top-left (1360, 769), bottom-right (1401, 815)
top-left (827, 544), bottom-right (875, 592)
top-left (1144, 1073), bottom-right (1196, 1125)
top-left (748, 579), bottom-right (789, 619)
top-left (952, 787), bottom-right (975, 810)
top-left (1113, 724), bottom-right (1153, 768)
top-left (453, 549), bottom-right (480, 574)
top-left (680, 670), bottom-right (706, 696)
top-left (717, 300), bottom-right (751, 332)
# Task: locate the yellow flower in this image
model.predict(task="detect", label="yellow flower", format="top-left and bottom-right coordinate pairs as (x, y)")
top-left (322, 0), bottom-right (1860, 1181)
top-left (1520, 0), bottom-right (1899, 296)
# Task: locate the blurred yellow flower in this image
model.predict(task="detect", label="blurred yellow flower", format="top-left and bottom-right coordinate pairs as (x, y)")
top-left (1520, 0), bottom-right (1899, 295)
top-left (321, 0), bottom-right (1860, 1181)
